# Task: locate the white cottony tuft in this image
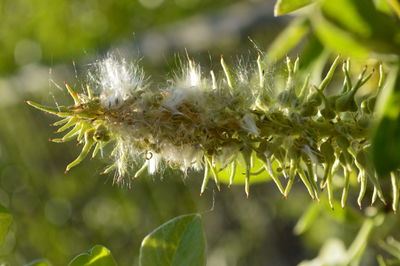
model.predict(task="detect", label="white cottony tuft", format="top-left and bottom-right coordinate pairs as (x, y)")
top-left (240, 114), bottom-right (259, 136)
top-left (148, 153), bottom-right (161, 175)
top-left (163, 60), bottom-right (205, 110)
top-left (94, 56), bottom-right (146, 109)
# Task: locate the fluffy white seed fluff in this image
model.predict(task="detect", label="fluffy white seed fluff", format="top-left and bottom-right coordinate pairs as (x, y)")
top-left (94, 57), bottom-right (146, 109)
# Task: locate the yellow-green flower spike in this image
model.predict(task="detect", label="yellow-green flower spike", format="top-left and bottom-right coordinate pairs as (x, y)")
top-left (26, 55), bottom-right (399, 209)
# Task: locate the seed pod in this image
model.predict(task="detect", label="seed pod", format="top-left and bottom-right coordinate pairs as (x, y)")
top-left (391, 173), bottom-right (399, 212)
top-left (228, 161), bottom-right (237, 188)
top-left (320, 140), bottom-right (335, 188)
top-left (200, 159), bottom-right (210, 195)
top-left (308, 92), bottom-right (323, 106)
top-left (356, 149), bottom-right (386, 205)
top-left (335, 66), bottom-right (373, 112)
top-left (319, 55), bottom-right (340, 92)
top-left (300, 103), bottom-right (318, 117)
top-left (320, 107), bottom-right (336, 120)
top-left (341, 164), bottom-right (350, 209)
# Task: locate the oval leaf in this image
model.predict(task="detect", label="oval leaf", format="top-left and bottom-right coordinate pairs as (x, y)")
top-left (139, 214), bottom-right (206, 266)
top-left (68, 245), bottom-right (117, 266)
top-left (311, 12), bottom-right (370, 58)
top-left (266, 17), bottom-right (309, 62)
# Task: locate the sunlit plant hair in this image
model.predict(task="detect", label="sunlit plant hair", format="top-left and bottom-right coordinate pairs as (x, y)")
top-left (27, 53), bottom-right (400, 211)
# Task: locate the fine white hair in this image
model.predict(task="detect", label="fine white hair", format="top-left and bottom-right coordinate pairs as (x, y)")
top-left (92, 56), bottom-right (146, 109)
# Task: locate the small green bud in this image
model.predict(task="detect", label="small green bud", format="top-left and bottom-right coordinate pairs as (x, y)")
top-left (320, 107), bottom-right (336, 120)
top-left (307, 92), bottom-right (322, 106)
top-left (300, 103), bottom-right (318, 117)
top-left (335, 91), bottom-right (358, 112)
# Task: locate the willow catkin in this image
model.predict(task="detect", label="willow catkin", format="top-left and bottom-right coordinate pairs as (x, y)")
top-left (27, 54), bottom-right (399, 210)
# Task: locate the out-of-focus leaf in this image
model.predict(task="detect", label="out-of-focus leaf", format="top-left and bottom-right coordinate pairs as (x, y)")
top-left (322, 0), bottom-right (371, 37)
top-left (274, 0), bottom-right (318, 16)
top-left (298, 34), bottom-right (324, 71)
top-left (299, 238), bottom-right (347, 266)
top-left (386, 0), bottom-right (400, 17)
top-left (321, 0), bottom-right (400, 55)
top-left (345, 218), bottom-right (375, 265)
top-left (0, 204), bottom-right (12, 247)
top-left (265, 17), bottom-right (309, 62)
top-left (374, 0), bottom-right (395, 15)
top-left (25, 259), bottom-right (52, 266)
top-left (139, 214), bottom-right (206, 266)
top-left (217, 152), bottom-right (271, 185)
top-left (68, 245), bottom-right (117, 266)
top-left (294, 202), bottom-right (320, 235)
top-left (311, 12), bottom-right (370, 58)
top-left (372, 64), bottom-right (400, 176)
top-left (379, 237), bottom-right (400, 260)
top-left (298, 34), bottom-right (329, 84)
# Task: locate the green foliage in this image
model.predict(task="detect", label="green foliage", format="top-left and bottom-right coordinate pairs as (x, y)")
top-left (0, 204), bottom-right (12, 247)
top-left (274, 0), bottom-right (317, 16)
top-left (264, 17), bottom-right (309, 62)
top-left (25, 259), bottom-right (52, 266)
top-left (372, 64), bottom-right (400, 176)
top-left (26, 214), bottom-right (205, 266)
top-left (68, 245), bottom-right (117, 266)
top-left (0, 0), bottom-right (240, 74)
top-left (139, 214), bottom-right (206, 266)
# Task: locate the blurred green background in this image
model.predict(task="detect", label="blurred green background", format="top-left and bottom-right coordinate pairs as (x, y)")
top-left (0, 0), bottom-right (399, 265)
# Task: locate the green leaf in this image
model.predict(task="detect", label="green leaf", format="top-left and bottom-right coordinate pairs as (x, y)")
top-left (372, 64), bottom-right (400, 176)
top-left (298, 35), bottom-right (329, 84)
top-left (0, 204), bottom-right (12, 247)
top-left (299, 238), bottom-right (347, 266)
top-left (294, 202), bottom-right (320, 235)
top-left (24, 259), bottom-right (52, 266)
top-left (311, 12), bottom-right (370, 58)
top-left (139, 214), bottom-right (206, 266)
top-left (274, 0), bottom-right (318, 16)
top-left (320, 0), bottom-right (400, 55)
top-left (265, 17), bottom-right (309, 62)
top-left (68, 245), bottom-right (117, 266)
top-left (345, 218), bottom-right (375, 265)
